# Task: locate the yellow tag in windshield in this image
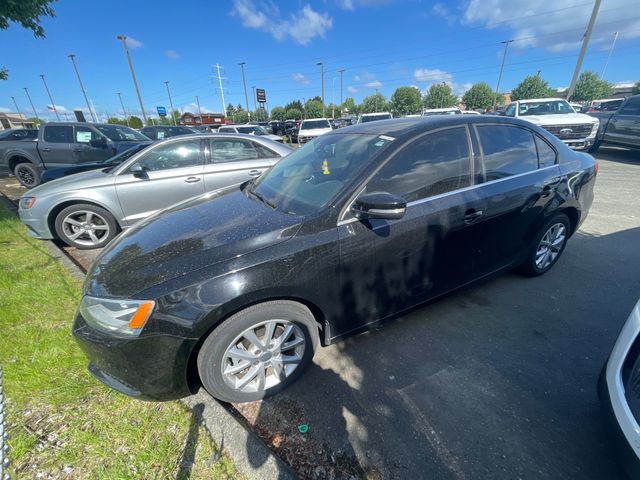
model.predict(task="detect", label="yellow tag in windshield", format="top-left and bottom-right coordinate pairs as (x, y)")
top-left (322, 159), bottom-right (331, 175)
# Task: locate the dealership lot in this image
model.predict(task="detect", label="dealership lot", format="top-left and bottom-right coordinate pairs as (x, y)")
top-left (0, 146), bottom-right (638, 478)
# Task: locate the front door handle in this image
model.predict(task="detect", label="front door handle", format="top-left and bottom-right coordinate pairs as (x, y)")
top-left (463, 209), bottom-right (483, 224)
top-left (41, 147), bottom-right (51, 152)
top-left (248, 169), bottom-right (262, 177)
top-left (184, 176), bottom-right (201, 183)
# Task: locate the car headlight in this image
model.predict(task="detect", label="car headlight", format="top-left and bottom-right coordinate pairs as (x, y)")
top-left (590, 120), bottom-right (600, 136)
top-left (19, 196), bottom-right (36, 209)
top-left (79, 295), bottom-right (155, 337)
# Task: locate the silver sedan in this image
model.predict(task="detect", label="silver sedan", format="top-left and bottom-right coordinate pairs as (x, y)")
top-left (18, 134), bottom-right (292, 249)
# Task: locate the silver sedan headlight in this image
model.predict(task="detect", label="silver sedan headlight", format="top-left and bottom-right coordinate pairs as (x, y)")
top-left (79, 296), bottom-right (155, 336)
top-left (19, 196), bottom-right (36, 209)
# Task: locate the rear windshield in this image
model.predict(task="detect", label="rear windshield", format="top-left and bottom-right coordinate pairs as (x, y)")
top-left (360, 114), bottom-right (392, 122)
top-left (301, 120), bottom-right (331, 130)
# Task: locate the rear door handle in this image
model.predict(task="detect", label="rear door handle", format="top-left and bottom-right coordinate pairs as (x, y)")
top-left (184, 176), bottom-right (201, 183)
top-left (41, 147), bottom-right (51, 152)
top-left (463, 209), bottom-right (483, 224)
top-left (248, 169), bottom-right (262, 177)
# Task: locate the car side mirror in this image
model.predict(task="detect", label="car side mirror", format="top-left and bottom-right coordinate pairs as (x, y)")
top-left (130, 163), bottom-right (146, 178)
top-left (90, 137), bottom-right (107, 148)
top-left (351, 192), bottom-right (407, 220)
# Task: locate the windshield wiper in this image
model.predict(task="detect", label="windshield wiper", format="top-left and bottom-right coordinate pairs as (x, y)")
top-left (246, 182), bottom-right (276, 209)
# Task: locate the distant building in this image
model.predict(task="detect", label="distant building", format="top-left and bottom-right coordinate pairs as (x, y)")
top-left (180, 112), bottom-right (226, 126)
top-left (0, 112), bottom-right (35, 130)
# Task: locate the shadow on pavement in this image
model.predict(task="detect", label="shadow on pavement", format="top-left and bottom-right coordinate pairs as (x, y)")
top-left (176, 403), bottom-right (205, 480)
top-left (594, 146), bottom-right (639, 165)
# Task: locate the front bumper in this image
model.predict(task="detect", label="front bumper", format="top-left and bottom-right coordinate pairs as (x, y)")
top-left (561, 137), bottom-right (595, 150)
top-left (600, 299), bottom-right (640, 478)
top-left (18, 206), bottom-right (54, 239)
top-left (72, 312), bottom-right (197, 401)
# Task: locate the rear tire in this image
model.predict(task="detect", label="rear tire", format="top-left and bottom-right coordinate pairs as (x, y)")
top-left (518, 213), bottom-right (570, 277)
top-left (54, 203), bottom-right (119, 249)
top-left (197, 300), bottom-right (319, 403)
top-left (13, 162), bottom-right (41, 188)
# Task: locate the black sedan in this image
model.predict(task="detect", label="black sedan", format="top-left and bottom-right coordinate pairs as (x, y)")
top-left (73, 115), bottom-right (597, 403)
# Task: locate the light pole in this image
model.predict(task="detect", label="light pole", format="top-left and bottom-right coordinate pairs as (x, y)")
top-left (39, 74), bottom-right (60, 121)
top-left (164, 81), bottom-right (176, 125)
top-left (601, 31), bottom-right (619, 79)
top-left (252, 85), bottom-right (257, 114)
top-left (238, 62), bottom-right (251, 121)
top-left (316, 62), bottom-right (325, 117)
top-left (23, 87), bottom-right (39, 122)
top-left (338, 69), bottom-right (345, 116)
top-left (117, 92), bottom-right (130, 126)
top-left (116, 35), bottom-right (147, 123)
top-left (11, 96), bottom-right (22, 118)
top-left (567, 0), bottom-right (602, 100)
top-left (68, 54), bottom-right (96, 122)
top-left (493, 39), bottom-right (514, 111)
top-left (332, 76), bottom-right (338, 119)
top-left (195, 95), bottom-right (202, 122)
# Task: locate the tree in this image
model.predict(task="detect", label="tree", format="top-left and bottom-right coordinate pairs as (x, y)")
top-left (235, 111), bottom-right (250, 123)
top-left (129, 116), bottom-right (143, 129)
top-left (107, 117), bottom-right (125, 125)
top-left (284, 108), bottom-right (302, 120)
top-left (342, 97), bottom-right (359, 115)
top-left (361, 93), bottom-right (387, 113)
top-left (633, 81), bottom-right (640, 95)
top-left (389, 86), bottom-right (422, 116)
top-left (27, 117), bottom-right (42, 126)
top-left (423, 83), bottom-right (458, 109)
top-left (304, 99), bottom-right (324, 118)
top-left (284, 100), bottom-right (303, 112)
top-left (571, 71), bottom-right (614, 102)
top-left (171, 109), bottom-right (181, 125)
top-left (510, 75), bottom-right (555, 101)
top-left (226, 103), bottom-right (236, 118)
top-left (270, 107), bottom-right (286, 121)
top-left (462, 82), bottom-right (496, 111)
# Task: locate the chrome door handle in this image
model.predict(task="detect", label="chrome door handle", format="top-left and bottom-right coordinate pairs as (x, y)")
top-left (248, 169), bottom-right (262, 177)
top-left (463, 210), bottom-right (483, 224)
top-left (184, 176), bottom-right (201, 183)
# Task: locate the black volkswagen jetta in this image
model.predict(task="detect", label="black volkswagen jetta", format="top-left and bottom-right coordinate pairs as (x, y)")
top-left (73, 116), bottom-right (597, 403)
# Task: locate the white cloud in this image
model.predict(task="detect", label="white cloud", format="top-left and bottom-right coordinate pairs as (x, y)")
top-left (125, 36), bottom-right (143, 49)
top-left (292, 72), bottom-right (310, 84)
top-left (231, 0), bottom-right (332, 45)
top-left (365, 80), bottom-right (382, 89)
top-left (414, 68), bottom-right (453, 83)
top-left (336, 0), bottom-right (393, 9)
top-left (181, 102), bottom-right (215, 114)
top-left (347, 86), bottom-right (359, 93)
top-left (431, 3), bottom-right (455, 25)
top-left (462, 0), bottom-right (640, 52)
top-left (165, 50), bottom-right (180, 59)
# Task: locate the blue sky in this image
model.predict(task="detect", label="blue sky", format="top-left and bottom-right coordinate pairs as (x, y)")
top-left (1, 0), bottom-right (639, 121)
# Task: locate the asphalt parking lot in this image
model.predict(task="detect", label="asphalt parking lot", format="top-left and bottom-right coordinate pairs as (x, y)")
top-left (1, 146), bottom-right (638, 479)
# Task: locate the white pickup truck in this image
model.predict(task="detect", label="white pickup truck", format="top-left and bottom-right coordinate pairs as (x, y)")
top-left (504, 98), bottom-right (599, 151)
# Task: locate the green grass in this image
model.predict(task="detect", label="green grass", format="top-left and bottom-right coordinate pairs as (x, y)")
top-left (0, 202), bottom-right (239, 479)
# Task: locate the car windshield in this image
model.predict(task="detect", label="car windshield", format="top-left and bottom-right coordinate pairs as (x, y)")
top-left (519, 100), bottom-right (575, 116)
top-left (301, 120), bottom-right (331, 130)
top-left (95, 125), bottom-right (149, 141)
top-left (237, 126), bottom-right (267, 135)
top-left (103, 144), bottom-right (150, 171)
top-left (248, 133), bottom-right (394, 215)
top-left (423, 110), bottom-right (460, 116)
top-left (361, 114), bottom-right (391, 122)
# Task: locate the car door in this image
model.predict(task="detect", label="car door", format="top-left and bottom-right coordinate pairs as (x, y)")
top-left (336, 126), bottom-right (485, 333)
top-left (114, 138), bottom-right (205, 225)
top-left (39, 125), bottom-right (73, 167)
top-left (203, 138), bottom-right (279, 192)
top-left (604, 97), bottom-right (640, 147)
top-left (73, 126), bottom-right (113, 164)
top-left (471, 124), bottom-right (563, 276)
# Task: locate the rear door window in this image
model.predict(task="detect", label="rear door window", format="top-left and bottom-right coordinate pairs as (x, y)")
top-left (535, 136), bottom-right (557, 168)
top-left (477, 125), bottom-right (538, 181)
top-left (619, 97), bottom-right (640, 115)
top-left (43, 126), bottom-right (73, 143)
top-left (210, 139), bottom-right (260, 162)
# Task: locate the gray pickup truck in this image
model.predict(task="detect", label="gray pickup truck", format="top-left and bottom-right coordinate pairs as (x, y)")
top-left (0, 122), bottom-right (151, 187)
top-left (588, 94), bottom-right (640, 153)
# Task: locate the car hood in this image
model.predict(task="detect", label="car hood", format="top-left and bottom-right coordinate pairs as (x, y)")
top-left (84, 187), bottom-right (303, 298)
top-left (28, 169), bottom-right (113, 195)
top-left (299, 128), bottom-right (332, 136)
top-left (519, 113), bottom-right (598, 125)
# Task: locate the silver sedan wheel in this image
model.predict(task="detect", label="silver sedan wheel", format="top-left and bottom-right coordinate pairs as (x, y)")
top-left (222, 319), bottom-right (306, 394)
top-left (61, 210), bottom-right (110, 247)
top-left (535, 223), bottom-right (566, 270)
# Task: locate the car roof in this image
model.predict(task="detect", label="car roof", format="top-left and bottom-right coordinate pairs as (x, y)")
top-left (360, 112), bottom-right (391, 116)
top-left (517, 98), bottom-right (565, 103)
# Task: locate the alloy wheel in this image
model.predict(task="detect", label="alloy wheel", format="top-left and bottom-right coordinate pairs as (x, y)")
top-left (535, 223), bottom-right (566, 270)
top-left (16, 165), bottom-right (36, 188)
top-left (61, 210), bottom-right (110, 247)
top-left (221, 319), bottom-right (306, 394)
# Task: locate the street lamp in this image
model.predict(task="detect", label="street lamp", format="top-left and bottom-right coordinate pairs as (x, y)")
top-left (40, 74), bottom-right (60, 121)
top-left (493, 39), bottom-right (514, 111)
top-left (23, 87), bottom-right (39, 122)
top-left (117, 35), bottom-right (147, 123)
top-left (238, 62), bottom-right (251, 121)
top-left (337, 69), bottom-right (345, 117)
top-left (116, 92), bottom-right (130, 127)
top-left (316, 62), bottom-right (325, 117)
top-left (164, 81), bottom-right (176, 125)
top-left (68, 54), bottom-right (97, 122)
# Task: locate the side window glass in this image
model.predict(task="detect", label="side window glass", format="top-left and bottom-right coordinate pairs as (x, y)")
top-left (210, 139), bottom-right (259, 163)
top-left (535, 136), bottom-right (557, 168)
top-left (157, 130), bottom-right (166, 139)
top-left (477, 125), bottom-right (538, 181)
top-left (253, 142), bottom-right (279, 158)
top-left (367, 127), bottom-right (471, 202)
top-left (135, 139), bottom-right (202, 172)
top-left (43, 126), bottom-right (72, 143)
top-left (620, 97), bottom-right (640, 115)
top-left (75, 126), bottom-right (100, 144)
top-left (505, 104), bottom-right (516, 117)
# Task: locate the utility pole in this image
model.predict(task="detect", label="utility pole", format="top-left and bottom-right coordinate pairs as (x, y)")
top-left (601, 31), bottom-right (619, 79)
top-left (567, 0), bottom-right (602, 100)
top-left (11, 96), bottom-right (22, 119)
top-left (317, 62), bottom-right (325, 117)
top-left (23, 87), bottom-right (39, 122)
top-left (116, 35), bottom-right (147, 123)
top-left (195, 95), bottom-right (202, 123)
top-left (68, 54), bottom-right (96, 122)
top-left (252, 86), bottom-right (257, 113)
top-left (164, 81), bottom-right (176, 125)
top-left (493, 39), bottom-right (514, 111)
top-left (338, 69), bottom-right (345, 116)
top-left (40, 74), bottom-right (60, 121)
top-left (238, 62), bottom-right (251, 121)
top-left (213, 64), bottom-right (226, 116)
top-left (117, 92), bottom-right (130, 126)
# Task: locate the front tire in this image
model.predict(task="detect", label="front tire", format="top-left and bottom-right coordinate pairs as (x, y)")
top-left (13, 162), bottom-right (41, 188)
top-left (54, 203), bottom-right (119, 249)
top-left (197, 300), bottom-right (319, 403)
top-left (519, 213), bottom-right (570, 277)
top-left (587, 139), bottom-right (601, 153)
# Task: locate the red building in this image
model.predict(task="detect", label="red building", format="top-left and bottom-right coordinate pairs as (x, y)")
top-left (180, 112), bottom-right (226, 126)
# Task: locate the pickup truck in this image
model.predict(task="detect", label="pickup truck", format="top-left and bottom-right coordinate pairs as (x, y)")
top-left (588, 94), bottom-right (640, 153)
top-left (504, 98), bottom-right (599, 151)
top-left (0, 122), bottom-right (150, 188)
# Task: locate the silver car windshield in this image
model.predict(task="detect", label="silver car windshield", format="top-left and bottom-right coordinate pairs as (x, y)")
top-left (247, 133), bottom-right (394, 215)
